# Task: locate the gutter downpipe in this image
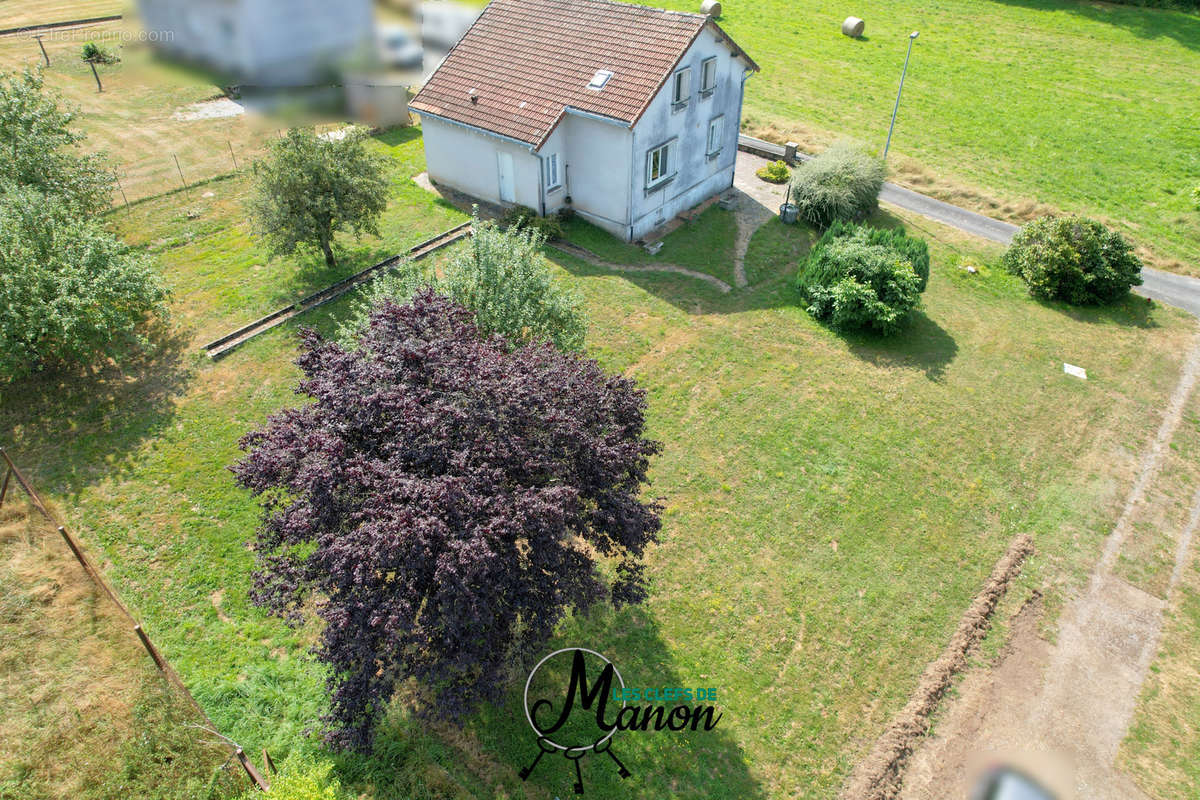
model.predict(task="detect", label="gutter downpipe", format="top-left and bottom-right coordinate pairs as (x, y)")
top-left (733, 66), bottom-right (754, 191)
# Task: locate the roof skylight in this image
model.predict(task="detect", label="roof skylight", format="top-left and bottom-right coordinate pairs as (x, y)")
top-left (587, 69), bottom-right (614, 90)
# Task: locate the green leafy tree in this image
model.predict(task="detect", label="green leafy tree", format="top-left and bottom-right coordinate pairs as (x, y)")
top-left (337, 217), bottom-right (587, 351)
top-left (1002, 215), bottom-right (1143, 305)
top-left (249, 127), bottom-right (389, 267)
top-left (0, 188), bottom-right (169, 381)
top-left (80, 42), bottom-right (119, 92)
top-left (0, 68), bottom-right (114, 214)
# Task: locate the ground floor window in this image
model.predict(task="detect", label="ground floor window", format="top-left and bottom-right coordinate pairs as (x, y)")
top-left (646, 140), bottom-right (675, 188)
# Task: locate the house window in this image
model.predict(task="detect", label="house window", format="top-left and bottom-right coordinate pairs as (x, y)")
top-left (671, 67), bottom-right (691, 109)
top-left (546, 153), bottom-right (560, 189)
top-left (706, 116), bottom-right (724, 157)
top-left (700, 57), bottom-right (718, 96)
top-left (645, 140), bottom-right (675, 188)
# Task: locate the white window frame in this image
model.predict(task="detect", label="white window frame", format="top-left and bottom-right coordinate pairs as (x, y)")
top-left (706, 115), bottom-right (724, 157)
top-left (699, 56), bottom-right (718, 96)
top-left (671, 67), bottom-right (691, 109)
top-left (645, 139), bottom-right (676, 189)
top-left (545, 153), bottom-right (561, 190)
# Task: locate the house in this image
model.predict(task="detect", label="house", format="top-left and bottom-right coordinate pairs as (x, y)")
top-left (409, 0), bottom-right (759, 242)
top-left (136, 0), bottom-right (374, 87)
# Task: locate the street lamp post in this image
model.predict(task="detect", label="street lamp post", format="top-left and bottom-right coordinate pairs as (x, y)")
top-left (883, 31), bottom-right (919, 160)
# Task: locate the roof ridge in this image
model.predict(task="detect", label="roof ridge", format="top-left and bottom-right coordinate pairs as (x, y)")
top-left (500, 0), bottom-right (709, 20)
top-left (411, 0), bottom-right (752, 148)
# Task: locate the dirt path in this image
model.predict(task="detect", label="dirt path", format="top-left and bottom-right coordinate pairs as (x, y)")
top-left (900, 334), bottom-right (1200, 800)
top-left (729, 154), bottom-right (788, 288)
top-left (549, 241), bottom-right (733, 293)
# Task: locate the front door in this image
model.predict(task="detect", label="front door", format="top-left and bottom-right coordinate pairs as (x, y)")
top-left (497, 152), bottom-right (515, 203)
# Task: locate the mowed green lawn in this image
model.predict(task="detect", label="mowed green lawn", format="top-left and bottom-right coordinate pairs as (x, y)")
top-left (1, 129), bottom-right (1196, 798)
top-left (651, 0), bottom-right (1200, 274)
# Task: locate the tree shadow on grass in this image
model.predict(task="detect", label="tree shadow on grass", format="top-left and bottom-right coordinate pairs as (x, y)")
top-left (1032, 291), bottom-right (1161, 330)
top-left (0, 322), bottom-right (194, 497)
top-left (990, 0), bottom-right (1200, 53)
top-left (844, 311), bottom-right (960, 382)
top-left (328, 603), bottom-right (766, 800)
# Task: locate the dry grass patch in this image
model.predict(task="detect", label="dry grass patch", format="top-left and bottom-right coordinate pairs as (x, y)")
top-left (0, 502), bottom-right (245, 799)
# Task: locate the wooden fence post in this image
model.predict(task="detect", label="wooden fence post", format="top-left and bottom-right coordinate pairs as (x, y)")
top-left (133, 624), bottom-right (167, 671)
top-left (236, 748), bottom-right (271, 791)
top-left (173, 153), bottom-right (187, 190)
top-left (0, 467), bottom-right (11, 509)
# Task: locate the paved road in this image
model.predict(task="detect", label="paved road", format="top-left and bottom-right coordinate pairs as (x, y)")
top-left (737, 137), bottom-right (1200, 318)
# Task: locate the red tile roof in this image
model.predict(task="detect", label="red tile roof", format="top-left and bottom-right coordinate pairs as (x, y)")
top-left (410, 0), bottom-right (757, 149)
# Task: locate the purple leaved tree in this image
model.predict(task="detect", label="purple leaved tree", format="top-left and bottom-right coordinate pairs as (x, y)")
top-left (232, 290), bottom-right (662, 751)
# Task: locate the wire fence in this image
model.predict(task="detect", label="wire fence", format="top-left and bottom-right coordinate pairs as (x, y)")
top-left (0, 446), bottom-right (272, 792)
top-left (109, 125), bottom-right (354, 209)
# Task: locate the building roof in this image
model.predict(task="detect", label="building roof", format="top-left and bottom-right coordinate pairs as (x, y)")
top-left (409, 0), bottom-right (758, 150)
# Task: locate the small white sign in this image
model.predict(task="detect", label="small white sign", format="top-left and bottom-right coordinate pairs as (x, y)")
top-left (1063, 363), bottom-right (1087, 380)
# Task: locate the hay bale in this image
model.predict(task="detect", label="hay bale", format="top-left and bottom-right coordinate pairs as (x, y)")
top-left (701, 0), bottom-right (722, 17)
top-left (842, 16), bottom-right (865, 38)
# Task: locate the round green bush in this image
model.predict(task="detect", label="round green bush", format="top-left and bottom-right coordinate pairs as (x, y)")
top-left (788, 142), bottom-right (886, 228)
top-left (814, 220), bottom-right (931, 292)
top-left (797, 237), bottom-right (922, 334)
top-left (1002, 216), bottom-right (1143, 305)
top-left (756, 160), bottom-right (790, 184)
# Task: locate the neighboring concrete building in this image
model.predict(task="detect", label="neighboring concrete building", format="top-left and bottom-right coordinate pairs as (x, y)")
top-left (410, 0), bottom-right (758, 241)
top-left (136, 0), bottom-right (375, 86)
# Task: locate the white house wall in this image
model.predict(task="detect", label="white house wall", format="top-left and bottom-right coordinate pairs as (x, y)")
top-left (628, 25), bottom-right (748, 240)
top-left (421, 116), bottom-right (542, 209)
top-left (545, 114), bottom-right (633, 238)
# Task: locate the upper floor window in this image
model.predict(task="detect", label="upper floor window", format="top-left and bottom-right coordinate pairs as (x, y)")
top-left (546, 153), bottom-right (560, 189)
top-left (706, 115), bottom-right (724, 156)
top-left (671, 67), bottom-right (691, 109)
top-left (700, 57), bottom-right (718, 96)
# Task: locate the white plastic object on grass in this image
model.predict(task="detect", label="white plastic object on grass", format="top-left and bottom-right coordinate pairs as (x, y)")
top-left (1063, 363), bottom-right (1087, 380)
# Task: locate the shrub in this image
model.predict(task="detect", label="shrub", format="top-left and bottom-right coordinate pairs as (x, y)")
top-left (815, 220), bottom-right (931, 291)
top-left (1002, 215), bottom-right (1143, 305)
top-left (788, 141), bottom-right (886, 228)
top-left (237, 753), bottom-right (349, 800)
top-left (756, 160), bottom-right (790, 184)
top-left (233, 290), bottom-right (661, 750)
top-left (797, 237), bottom-right (921, 334)
top-left (336, 216), bottom-right (586, 351)
top-left (501, 204), bottom-right (565, 240)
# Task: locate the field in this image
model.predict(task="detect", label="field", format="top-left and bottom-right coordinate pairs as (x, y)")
top-left (6, 0), bottom-right (1198, 272)
top-left (654, 0), bottom-right (1200, 275)
top-left (0, 14), bottom-right (288, 204)
top-left (2, 119), bottom-right (1197, 798)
